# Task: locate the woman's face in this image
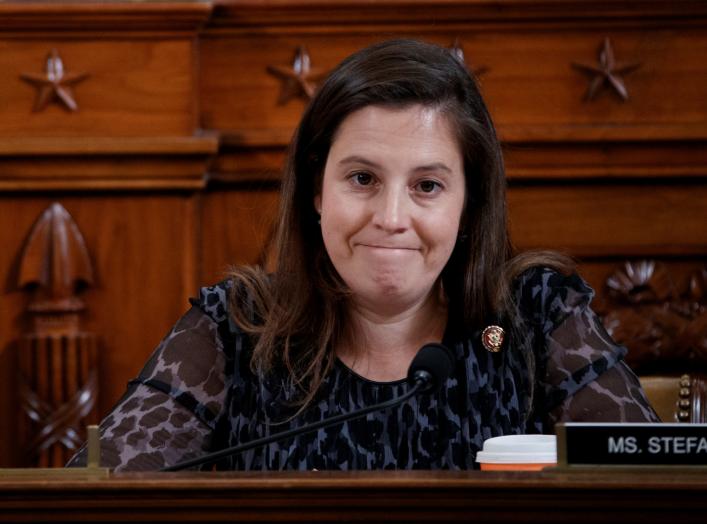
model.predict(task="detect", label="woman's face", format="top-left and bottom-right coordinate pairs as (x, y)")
top-left (315, 104), bottom-right (466, 315)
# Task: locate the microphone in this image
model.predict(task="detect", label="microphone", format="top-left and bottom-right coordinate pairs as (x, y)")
top-left (407, 342), bottom-right (455, 393)
top-left (161, 343), bottom-right (455, 472)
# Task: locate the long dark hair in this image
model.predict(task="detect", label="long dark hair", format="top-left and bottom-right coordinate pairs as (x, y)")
top-left (230, 39), bottom-right (572, 413)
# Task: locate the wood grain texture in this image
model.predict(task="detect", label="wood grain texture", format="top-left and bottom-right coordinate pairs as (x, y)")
top-left (18, 203), bottom-right (93, 315)
top-left (1, 470), bottom-right (707, 523)
top-left (0, 1), bottom-right (211, 32)
top-left (202, 10), bottom-right (707, 146)
top-left (15, 203), bottom-right (99, 467)
top-left (0, 39), bottom-right (195, 137)
top-left (0, 195), bottom-right (199, 467)
top-left (507, 184), bottom-right (707, 257)
top-left (504, 141), bottom-right (707, 180)
top-left (0, 136), bottom-right (218, 190)
top-left (19, 333), bottom-right (99, 467)
top-left (209, 0), bottom-right (707, 27)
top-left (200, 189), bottom-right (280, 284)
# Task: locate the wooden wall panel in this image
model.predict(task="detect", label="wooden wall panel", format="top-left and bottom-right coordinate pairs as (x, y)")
top-left (200, 33), bottom-right (370, 144)
top-left (479, 29), bottom-right (707, 139)
top-left (0, 194), bottom-right (198, 466)
top-left (201, 28), bottom-right (707, 146)
top-left (0, 39), bottom-right (195, 137)
top-left (507, 184), bottom-right (707, 257)
top-left (200, 189), bottom-right (280, 284)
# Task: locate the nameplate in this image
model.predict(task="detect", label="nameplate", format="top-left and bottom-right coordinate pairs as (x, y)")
top-left (556, 423), bottom-right (707, 466)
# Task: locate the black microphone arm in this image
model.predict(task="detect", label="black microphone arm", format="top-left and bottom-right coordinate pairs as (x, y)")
top-left (161, 343), bottom-right (454, 472)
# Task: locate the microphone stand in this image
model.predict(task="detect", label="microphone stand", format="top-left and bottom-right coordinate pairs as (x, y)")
top-left (161, 377), bottom-right (426, 472)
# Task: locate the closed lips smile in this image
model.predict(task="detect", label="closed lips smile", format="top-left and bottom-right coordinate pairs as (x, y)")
top-left (359, 244), bottom-right (418, 250)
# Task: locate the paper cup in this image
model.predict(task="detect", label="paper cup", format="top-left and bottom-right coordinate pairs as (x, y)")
top-left (476, 434), bottom-right (557, 471)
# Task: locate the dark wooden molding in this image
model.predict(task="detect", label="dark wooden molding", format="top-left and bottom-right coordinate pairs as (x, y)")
top-left (219, 126), bottom-right (707, 149)
top-left (207, 0), bottom-right (707, 29)
top-left (0, 135), bottom-right (220, 156)
top-left (497, 125), bottom-right (707, 143)
top-left (212, 136), bottom-right (707, 185)
top-left (0, 135), bottom-right (218, 191)
top-left (0, 2), bottom-right (212, 33)
top-left (2, 470), bottom-right (707, 522)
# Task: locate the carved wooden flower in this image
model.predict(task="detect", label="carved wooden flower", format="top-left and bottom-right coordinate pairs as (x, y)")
top-left (606, 260), bottom-right (676, 304)
top-left (603, 262), bottom-right (707, 371)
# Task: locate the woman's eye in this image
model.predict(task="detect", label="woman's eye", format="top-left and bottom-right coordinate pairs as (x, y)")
top-left (416, 180), bottom-right (442, 194)
top-left (351, 172), bottom-right (373, 186)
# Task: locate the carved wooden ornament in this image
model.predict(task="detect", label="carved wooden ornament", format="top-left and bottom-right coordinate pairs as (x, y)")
top-left (19, 202), bottom-right (93, 324)
top-left (17, 203), bottom-right (98, 467)
top-left (572, 38), bottom-right (641, 101)
top-left (602, 261), bottom-right (707, 372)
top-left (267, 46), bottom-right (326, 105)
top-left (20, 49), bottom-right (89, 112)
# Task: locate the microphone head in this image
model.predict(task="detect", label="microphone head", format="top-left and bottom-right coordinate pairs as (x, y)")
top-left (407, 343), bottom-right (455, 393)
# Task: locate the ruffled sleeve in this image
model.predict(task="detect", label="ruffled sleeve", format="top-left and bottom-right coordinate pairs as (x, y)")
top-left (516, 268), bottom-right (659, 428)
top-left (67, 283), bottom-right (235, 471)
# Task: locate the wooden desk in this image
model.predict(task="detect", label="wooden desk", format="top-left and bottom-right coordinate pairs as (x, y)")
top-left (1, 469), bottom-right (706, 523)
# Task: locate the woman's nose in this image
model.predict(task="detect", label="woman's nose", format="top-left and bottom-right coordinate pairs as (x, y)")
top-left (372, 188), bottom-right (410, 233)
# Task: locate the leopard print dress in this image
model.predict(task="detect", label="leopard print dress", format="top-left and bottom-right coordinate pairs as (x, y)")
top-left (67, 268), bottom-right (658, 471)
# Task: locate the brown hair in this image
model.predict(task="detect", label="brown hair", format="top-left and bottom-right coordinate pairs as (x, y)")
top-left (230, 39), bottom-right (572, 412)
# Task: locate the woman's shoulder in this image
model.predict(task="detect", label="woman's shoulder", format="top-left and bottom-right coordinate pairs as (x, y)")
top-left (511, 266), bottom-right (595, 334)
top-left (189, 279), bottom-right (244, 337)
top-left (191, 280), bottom-right (232, 321)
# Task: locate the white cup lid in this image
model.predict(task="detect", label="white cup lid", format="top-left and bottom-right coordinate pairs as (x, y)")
top-left (476, 434), bottom-right (557, 464)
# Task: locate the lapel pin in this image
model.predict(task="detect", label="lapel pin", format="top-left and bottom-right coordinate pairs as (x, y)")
top-left (481, 325), bottom-right (505, 353)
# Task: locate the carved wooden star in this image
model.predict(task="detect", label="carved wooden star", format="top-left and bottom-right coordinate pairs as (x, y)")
top-left (20, 49), bottom-right (88, 112)
top-left (449, 39), bottom-right (489, 77)
top-left (572, 38), bottom-right (641, 102)
top-left (267, 46), bottom-right (326, 105)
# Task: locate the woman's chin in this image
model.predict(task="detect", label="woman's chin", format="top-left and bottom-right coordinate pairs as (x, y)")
top-left (351, 278), bottom-right (436, 314)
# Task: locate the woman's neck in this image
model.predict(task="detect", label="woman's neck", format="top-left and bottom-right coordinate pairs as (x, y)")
top-left (337, 290), bottom-right (448, 382)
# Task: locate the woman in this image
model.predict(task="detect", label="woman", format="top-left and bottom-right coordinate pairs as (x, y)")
top-left (69, 39), bottom-right (657, 471)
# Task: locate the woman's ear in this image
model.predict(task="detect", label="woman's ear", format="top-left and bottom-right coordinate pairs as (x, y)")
top-left (313, 194), bottom-right (322, 215)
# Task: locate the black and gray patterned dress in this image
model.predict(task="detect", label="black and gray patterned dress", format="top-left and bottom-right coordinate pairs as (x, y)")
top-left (68, 267), bottom-right (658, 471)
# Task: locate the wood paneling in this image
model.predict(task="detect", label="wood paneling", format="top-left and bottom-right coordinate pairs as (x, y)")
top-left (504, 141), bottom-right (707, 180)
top-left (0, 0), bottom-right (706, 467)
top-left (0, 136), bottom-right (218, 191)
top-left (201, 22), bottom-right (707, 147)
top-left (200, 189), bottom-right (280, 283)
top-left (0, 195), bottom-right (198, 466)
top-left (0, 40), bottom-right (196, 137)
top-left (508, 184), bottom-right (707, 257)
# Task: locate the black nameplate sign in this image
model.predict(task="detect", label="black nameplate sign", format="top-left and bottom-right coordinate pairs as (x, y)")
top-left (556, 423), bottom-right (707, 466)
